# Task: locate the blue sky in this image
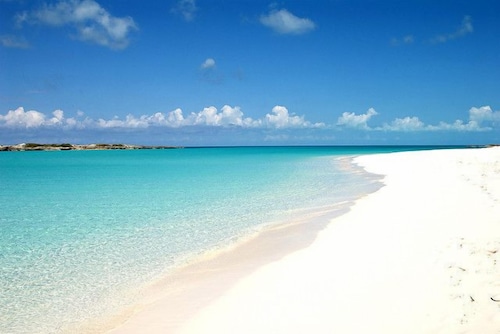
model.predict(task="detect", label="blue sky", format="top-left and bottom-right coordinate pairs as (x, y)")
top-left (1, 0), bottom-right (499, 146)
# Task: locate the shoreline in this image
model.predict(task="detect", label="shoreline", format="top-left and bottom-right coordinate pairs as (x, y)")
top-left (102, 203), bottom-right (352, 333)
top-left (79, 154), bottom-right (382, 333)
top-left (91, 201), bottom-right (362, 333)
top-left (108, 147), bottom-right (499, 333)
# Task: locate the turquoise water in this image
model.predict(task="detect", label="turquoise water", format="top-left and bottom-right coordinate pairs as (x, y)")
top-left (0, 146), bottom-right (457, 333)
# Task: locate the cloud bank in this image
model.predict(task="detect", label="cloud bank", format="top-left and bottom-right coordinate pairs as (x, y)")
top-left (0, 105), bottom-right (324, 130)
top-left (15, 0), bottom-right (137, 49)
top-left (260, 9), bottom-right (316, 35)
top-left (336, 106), bottom-right (498, 132)
top-left (2, 106), bottom-right (497, 135)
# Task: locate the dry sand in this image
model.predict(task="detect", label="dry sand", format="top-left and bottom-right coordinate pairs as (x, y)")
top-left (108, 147), bottom-right (500, 334)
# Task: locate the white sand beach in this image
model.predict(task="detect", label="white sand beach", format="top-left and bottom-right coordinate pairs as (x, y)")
top-left (107, 147), bottom-right (500, 334)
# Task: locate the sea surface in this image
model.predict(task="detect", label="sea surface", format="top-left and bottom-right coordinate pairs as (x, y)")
top-left (0, 146), bottom-right (458, 333)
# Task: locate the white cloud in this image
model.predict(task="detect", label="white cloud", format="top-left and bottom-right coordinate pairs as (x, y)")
top-left (166, 108), bottom-right (184, 127)
top-left (336, 108), bottom-right (378, 129)
top-left (428, 120), bottom-right (483, 132)
top-left (17, 0), bottom-right (137, 49)
top-left (265, 106), bottom-right (294, 128)
top-left (201, 58), bottom-right (215, 69)
top-left (260, 9), bottom-right (316, 35)
top-left (97, 114), bottom-right (150, 128)
top-left (193, 106), bottom-right (220, 126)
top-left (381, 116), bottom-right (425, 131)
top-left (379, 116), bottom-right (480, 132)
top-left (0, 107), bottom-right (95, 129)
top-left (423, 106), bottom-right (498, 132)
top-left (219, 105), bottom-right (254, 126)
top-left (264, 105), bottom-right (323, 128)
top-left (185, 105), bottom-right (258, 127)
top-left (47, 109), bottom-right (65, 125)
top-left (0, 107), bottom-right (46, 128)
top-left (172, 0), bottom-right (197, 22)
top-left (430, 16), bottom-right (473, 44)
top-left (468, 106), bottom-right (500, 124)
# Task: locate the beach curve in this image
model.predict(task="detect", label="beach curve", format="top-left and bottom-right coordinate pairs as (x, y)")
top-left (108, 147), bottom-right (500, 334)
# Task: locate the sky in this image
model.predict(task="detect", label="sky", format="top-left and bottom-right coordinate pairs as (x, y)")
top-left (1, 0), bottom-right (499, 146)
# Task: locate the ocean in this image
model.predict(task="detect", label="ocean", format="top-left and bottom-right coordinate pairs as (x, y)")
top-left (0, 146), bottom-right (457, 333)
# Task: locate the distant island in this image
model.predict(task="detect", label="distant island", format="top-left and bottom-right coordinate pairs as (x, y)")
top-left (0, 143), bottom-right (181, 151)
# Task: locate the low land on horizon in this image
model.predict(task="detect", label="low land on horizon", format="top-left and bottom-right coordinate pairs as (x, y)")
top-left (0, 143), bottom-right (181, 151)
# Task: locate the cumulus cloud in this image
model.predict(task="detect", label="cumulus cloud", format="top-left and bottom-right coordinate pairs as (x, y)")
top-left (0, 107), bottom-right (98, 130)
top-left (0, 107), bottom-right (71, 128)
top-left (0, 107), bottom-right (46, 128)
top-left (260, 9), bottom-right (316, 35)
top-left (430, 16), bottom-right (473, 44)
top-left (468, 106), bottom-right (500, 124)
top-left (171, 0), bottom-right (198, 22)
top-left (16, 0), bottom-right (137, 49)
top-left (337, 108), bottom-right (378, 129)
top-left (47, 109), bottom-right (65, 125)
top-left (209, 105), bottom-right (256, 127)
top-left (200, 58), bottom-right (215, 69)
top-left (265, 105), bottom-right (324, 128)
top-left (381, 116), bottom-right (425, 131)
